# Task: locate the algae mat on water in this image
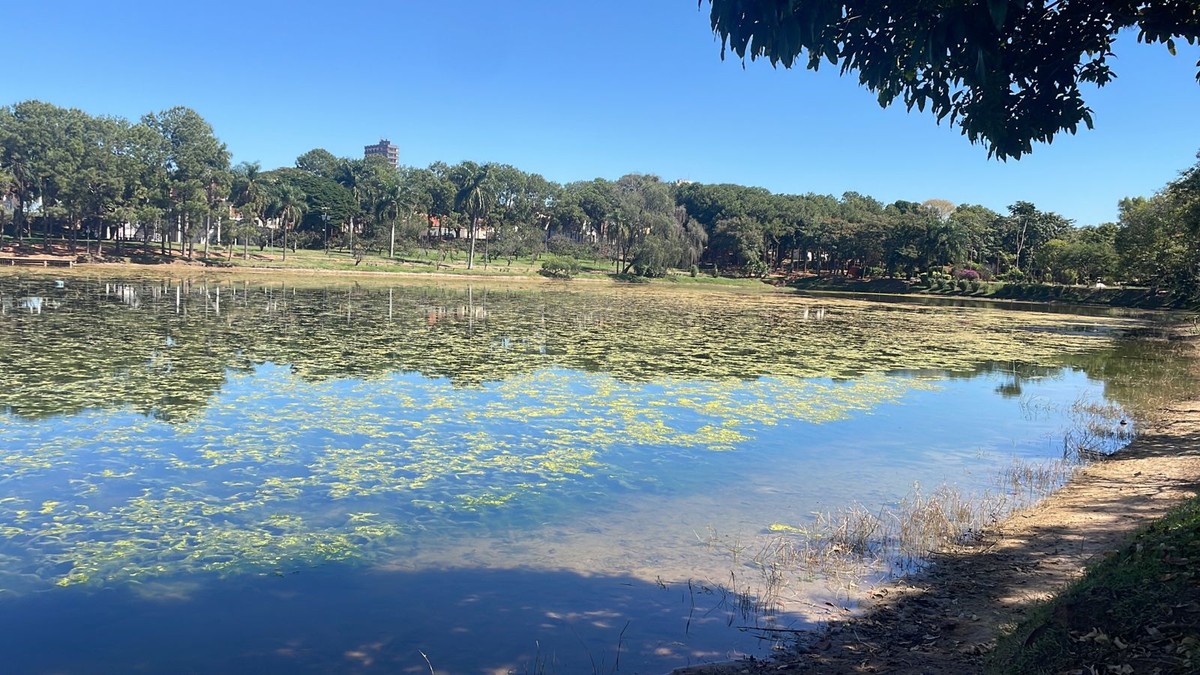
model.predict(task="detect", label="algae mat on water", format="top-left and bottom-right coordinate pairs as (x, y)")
top-left (0, 278), bottom-right (1153, 590)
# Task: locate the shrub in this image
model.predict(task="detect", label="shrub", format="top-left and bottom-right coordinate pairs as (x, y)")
top-left (957, 278), bottom-right (969, 291)
top-left (919, 273), bottom-right (931, 287)
top-left (690, 264), bottom-right (699, 278)
top-left (540, 255), bottom-right (580, 279)
top-left (955, 268), bottom-right (981, 281)
top-left (969, 279), bottom-right (981, 292)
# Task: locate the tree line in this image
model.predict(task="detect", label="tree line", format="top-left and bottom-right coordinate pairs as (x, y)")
top-left (1, 100), bottom-right (1197, 295)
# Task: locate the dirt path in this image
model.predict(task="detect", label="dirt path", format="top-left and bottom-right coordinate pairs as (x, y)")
top-left (673, 394), bottom-right (1200, 674)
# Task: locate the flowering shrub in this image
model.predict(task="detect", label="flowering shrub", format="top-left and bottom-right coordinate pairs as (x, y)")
top-left (955, 268), bottom-right (981, 281)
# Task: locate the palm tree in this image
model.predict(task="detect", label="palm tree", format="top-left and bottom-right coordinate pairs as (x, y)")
top-left (231, 162), bottom-right (264, 260)
top-left (275, 184), bottom-right (304, 262)
top-left (334, 159), bottom-right (369, 251)
top-left (374, 179), bottom-right (410, 260)
top-left (450, 161), bottom-right (493, 270)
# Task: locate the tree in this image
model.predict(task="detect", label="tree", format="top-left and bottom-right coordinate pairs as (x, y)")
top-left (0, 101), bottom-right (82, 245)
top-left (373, 173), bottom-right (411, 259)
top-left (922, 199), bottom-right (957, 221)
top-left (409, 165), bottom-right (455, 238)
top-left (610, 174), bottom-right (688, 277)
top-left (294, 148), bottom-right (340, 178)
top-left (449, 161), bottom-right (494, 269)
top-left (1001, 201), bottom-right (1071, 277)
top-left (333, 158), bottom-right (388, 249)
top-left (1038, 225), bottom-right (1119, 284)
top-left (704, 1), bottom-right (1200, 159)
top-left (1116, 154), bottom-right (1200, 295)
top-left (948, 204), bottom-right (1003, 267)
top-left (141, 107), bottom-right (230, 258)
top-left (231, 162), bottom-right (265, 260)
top-left (272, 183), bottom-right (304, 261)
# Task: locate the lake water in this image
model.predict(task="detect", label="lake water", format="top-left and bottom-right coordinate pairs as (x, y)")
top-left (0, 276), bottom-right (1187, 673)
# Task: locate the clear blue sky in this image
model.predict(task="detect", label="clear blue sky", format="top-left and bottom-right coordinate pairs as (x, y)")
top-left (6, 1), bottom-right (1199, 226)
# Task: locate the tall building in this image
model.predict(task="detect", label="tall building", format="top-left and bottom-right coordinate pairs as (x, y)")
top-left (364, 139), bottom-right (399, 167)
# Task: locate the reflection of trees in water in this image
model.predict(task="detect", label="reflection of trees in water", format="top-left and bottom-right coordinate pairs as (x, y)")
top-left (0, 277), bottom-right (1169, 421)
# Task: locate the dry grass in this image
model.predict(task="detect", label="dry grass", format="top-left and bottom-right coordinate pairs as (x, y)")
top-left (710, 413), bottom-right (1115, 609)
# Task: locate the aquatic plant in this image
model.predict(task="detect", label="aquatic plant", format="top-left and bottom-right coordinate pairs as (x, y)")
top-left (0, 277), bottom-right (1178, 591)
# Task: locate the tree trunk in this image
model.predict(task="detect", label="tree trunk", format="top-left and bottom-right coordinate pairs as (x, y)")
top-left (186, 213), bottom-right (194, 260)
top-left (389, 217), bottom-right (396, 259)
top-left (282, 218), bottom-right (287, 262)
top-left (13, 199), bottom-right (25, 244)
top-left (466, 215), bottom-right (479, 269)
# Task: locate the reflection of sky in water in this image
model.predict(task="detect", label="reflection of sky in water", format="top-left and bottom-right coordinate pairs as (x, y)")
top-left (0, 279), bottom-right (1160, 672)
top-left (0, 362), bottom-right (1114, 672)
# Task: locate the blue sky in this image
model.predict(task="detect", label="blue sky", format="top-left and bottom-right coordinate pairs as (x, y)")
top-left (7, 1), bottom-right (1198, 226)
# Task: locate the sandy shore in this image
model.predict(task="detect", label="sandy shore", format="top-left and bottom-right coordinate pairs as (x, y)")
top-left (671, 343), bottom-right (1200, 674)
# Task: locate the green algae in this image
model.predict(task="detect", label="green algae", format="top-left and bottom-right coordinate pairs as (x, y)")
top-left (0, 278), bottom-right (1171, 591)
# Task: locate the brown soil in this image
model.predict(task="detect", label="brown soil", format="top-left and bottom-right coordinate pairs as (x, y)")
top-left (0, 241), bottom-right (82, 259)
top-left (672, 354), bottom-right (1200, 675)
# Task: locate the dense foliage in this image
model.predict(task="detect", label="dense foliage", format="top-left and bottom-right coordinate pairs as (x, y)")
top-left (704, 0), bottom-right (1200, 159)
top-left (1, 100), bottom-right (1197, 296)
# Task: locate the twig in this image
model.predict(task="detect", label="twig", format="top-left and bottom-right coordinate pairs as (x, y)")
top-left (613, 620), bottom-right (629, 673)
top-left (737, 626), bottom-right (807, 633)
top-left (418, 649), bottom-right (435, 675)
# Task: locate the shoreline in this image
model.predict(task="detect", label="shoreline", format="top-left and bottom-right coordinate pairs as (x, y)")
top-left (1, 259), bottom-right (1192, 316)
top-left (670, 344), bottom-right (1200, 674)
top-left (0, 259), bottom-right (794, 297)
top-left (5, 254), bottom-right (1198, 672)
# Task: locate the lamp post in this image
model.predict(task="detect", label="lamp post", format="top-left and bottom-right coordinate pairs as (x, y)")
top-left (322, 208), bottom-right (329, 255)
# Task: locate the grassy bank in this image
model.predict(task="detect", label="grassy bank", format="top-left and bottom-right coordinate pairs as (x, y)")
top-left (0, 240), bottom-right (781, 292)
top-left (7, 239), bottom-right (1197, 308)
top-left (988, 494), bottom-right (1200, 674)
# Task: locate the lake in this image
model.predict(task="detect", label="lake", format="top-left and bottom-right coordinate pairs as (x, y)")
top-left (0, 276), bottom-right (1189, 673)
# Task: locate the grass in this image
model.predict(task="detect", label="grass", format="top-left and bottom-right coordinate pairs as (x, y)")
top-left (749, 452), bottom-right (1082, 592)
top-left (762, 481), bottom-right (1027, 587)
top-left (987, 494), bottom-right (1200, 674)
top-left (726, 397), bottom-right (1129, 610)
top-left (0, 237), bottom-right (782, 293)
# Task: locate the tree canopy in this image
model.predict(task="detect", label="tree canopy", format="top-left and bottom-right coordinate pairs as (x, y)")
top-left (704, 1), bottom-right (1200, 159)
top-left (4, 98), bottom-right (1197, 294)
